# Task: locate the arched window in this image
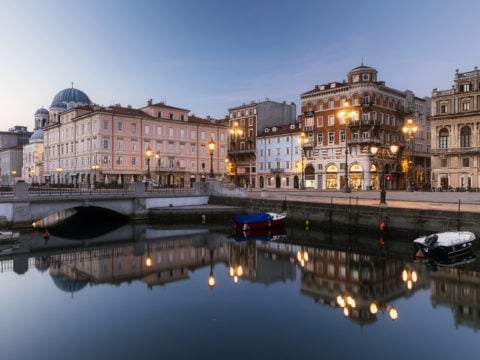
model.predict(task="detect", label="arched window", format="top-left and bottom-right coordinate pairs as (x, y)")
top-left (439, 128), bottom-right (449, 149)
top-left (460, 126), bottom-right (471, 148)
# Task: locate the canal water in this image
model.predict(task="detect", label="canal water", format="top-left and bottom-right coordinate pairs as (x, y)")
top-left (0, 221), bottom-right (479, 360)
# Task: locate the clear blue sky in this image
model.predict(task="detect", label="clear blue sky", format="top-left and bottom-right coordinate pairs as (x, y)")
top-left (1, 0), bottom-right (480, 130)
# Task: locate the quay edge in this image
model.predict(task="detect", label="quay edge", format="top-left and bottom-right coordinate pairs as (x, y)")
top-left (208, 195), bottom-right (480, 236)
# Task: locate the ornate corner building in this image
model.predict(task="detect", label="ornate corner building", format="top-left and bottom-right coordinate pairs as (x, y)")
top-left (300, 64), bottom-right (431, 191)
top-left (430, 67), bottom-right (480, 190)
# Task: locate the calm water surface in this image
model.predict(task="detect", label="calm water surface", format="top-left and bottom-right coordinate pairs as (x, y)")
top-left (0, 224), bottom-right (479, 360)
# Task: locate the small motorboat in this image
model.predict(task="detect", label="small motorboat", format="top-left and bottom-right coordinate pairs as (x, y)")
top-left (232, 212), bottom-right (287, 232)
top-left (0, 230), bottom-right (20, 242)
top-left (413, 231), bottom-right (476, 257)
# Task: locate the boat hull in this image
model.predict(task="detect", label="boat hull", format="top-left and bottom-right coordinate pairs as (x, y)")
top-left (413, 231), bottom-right (476, 257)
top-left (232, 212), bottom-right (286, 232)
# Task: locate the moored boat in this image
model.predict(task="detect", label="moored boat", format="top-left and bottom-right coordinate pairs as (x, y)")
top-left (0, 230), bottom-right (20, 242)
top-left (232, 212), bottom-right (286, 232)
top-left (413, 231), bottom-right (476, 257)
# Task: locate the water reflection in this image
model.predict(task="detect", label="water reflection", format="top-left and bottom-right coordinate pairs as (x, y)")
top-left (1, 224), bottom-right (480, 332)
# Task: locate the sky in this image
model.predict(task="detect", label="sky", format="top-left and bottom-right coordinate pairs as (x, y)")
top-left (1, 0), bottom-right (480, 131)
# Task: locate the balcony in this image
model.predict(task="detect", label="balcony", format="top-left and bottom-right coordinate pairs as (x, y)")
top-left (431, 147), bottom-right (480, 155)
top-left (271, 168), bottom-right (284, 174)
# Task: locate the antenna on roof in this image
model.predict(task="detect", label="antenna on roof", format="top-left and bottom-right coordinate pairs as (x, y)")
top-left (71, 81), bottom-right (74, 88)
top-left (361, 56), bottom-right (364, 66)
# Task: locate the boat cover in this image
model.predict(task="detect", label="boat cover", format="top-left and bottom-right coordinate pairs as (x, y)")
top-left (234, 212), bottom-right (272, 224)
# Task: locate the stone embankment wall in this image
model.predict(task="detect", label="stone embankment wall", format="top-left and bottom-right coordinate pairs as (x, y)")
top-left (209, 195), bottom-right (480, 236)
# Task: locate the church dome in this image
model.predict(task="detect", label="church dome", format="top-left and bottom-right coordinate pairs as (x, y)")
top-left (30, 128), bottom-right (44, 142)
top-left (50, 87), bottom-right (91, 109)
top-left (35, 107), bottom-right (49, 116)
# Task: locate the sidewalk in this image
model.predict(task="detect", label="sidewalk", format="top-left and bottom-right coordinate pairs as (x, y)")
top-left (244, 189), bottom-right (480, 213)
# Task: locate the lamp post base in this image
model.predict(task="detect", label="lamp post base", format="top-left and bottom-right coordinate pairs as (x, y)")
top-left (342, 185), bottom-right (351, 193)
top-left (380, 189), bottom-right (386, 205)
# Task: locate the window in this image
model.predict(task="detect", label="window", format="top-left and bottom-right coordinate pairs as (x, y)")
top-left (131, 139), bottom-right (137, 151)
top-left (463, 101), bottom-right (470, 111)
top-left (169, 128), bottom-right (174, 137)
top-left (116, 156), bottom-right (123, 165)
top-left (118, 122), bottom-right (123, 131)
top-left (157, 126), bottom-right (162, 136)
top-left (131, 157), bottom-right (137, 165)
top-left (103, 139), bottom-right (109, 149)
top-left (460, 84), bottom-right (472, 92)
top-left (117, 139), bottom-right (123, 150)
top-left (103, 120), bottom-right (109, 130)
top-left (439, 128), bottom-right (449, 149)
top-left (340, 129), bottom-right (346, 143)
top-left (328, 131), bottom-right (334, 144)
top-left (363, 73), bottom-right (370, 81)
top-left (440, 103), bottom-right (448, 114)
top-left (441, 158), bottom-right (447, 167)
top-left (462, 157), bottom-right (470, 167)
top-left (169, 113), bottom-right (173, 120)
top-left (131, 123), bottom-right (136, 133)
top-left (328, 115), bottom-right (335, 126)
top-left (317, 133), bottom-right (323, 145)
top-left (328, 100), bottom-right (334, 109)
top-left (145, 125), bottom-right (150, 135)
top-left (316, 116), bottom-right (323, 127)
top-left (460, 126), bottom-right (471, 147)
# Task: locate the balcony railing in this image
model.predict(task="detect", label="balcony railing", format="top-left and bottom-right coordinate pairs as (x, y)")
top-left (431, 147), bottom-right (480, 154)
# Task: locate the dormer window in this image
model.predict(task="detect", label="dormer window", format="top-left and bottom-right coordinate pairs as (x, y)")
top-left (362, 74), bottom-right (370, 81)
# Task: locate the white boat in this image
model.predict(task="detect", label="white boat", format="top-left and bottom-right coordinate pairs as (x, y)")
top-left (0, 231), bottom-right (20, 241)
top-left (413, 231), bottom-right (476, 256)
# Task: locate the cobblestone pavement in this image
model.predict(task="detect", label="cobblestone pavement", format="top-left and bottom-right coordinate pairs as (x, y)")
top-left (244, 189), bottom-right (480, 213)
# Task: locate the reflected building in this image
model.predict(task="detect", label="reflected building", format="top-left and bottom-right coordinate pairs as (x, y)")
top-left (430, 266), bottom-right (480, 331)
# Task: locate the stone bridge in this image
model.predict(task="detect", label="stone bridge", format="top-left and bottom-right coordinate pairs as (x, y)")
top-left (0, 182), bottom-right (215, 228)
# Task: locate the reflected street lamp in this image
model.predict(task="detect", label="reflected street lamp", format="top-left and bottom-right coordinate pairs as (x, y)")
top-left (208, 139), bottom-right (215, 178)
top-left (145, 146), bottom-right (152, 180)
top-left (370, 144), bottom-right (399, 205)
top-left (92, 162), bottom-right (99, 188)
top-left (370, 301), bottom-right (399, 320)
top-left (338, 102), bottom-right (356, 193)
top-left (402, 267), bottom-right (418, 290)
top-left (402, 118), bottom-right (418, 192)
top-left (337, 294), bottom-right (356, 317)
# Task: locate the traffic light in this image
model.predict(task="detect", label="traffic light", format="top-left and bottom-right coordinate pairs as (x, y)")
top-left (386, 175), bottom-right (392, 181)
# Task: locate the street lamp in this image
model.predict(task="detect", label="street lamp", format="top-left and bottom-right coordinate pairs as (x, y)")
top-left (402, 118), bottom-right (418, 192)
top-left (230, 121), bottom-right (243, 187)
top-left (299, 133), bottom-right (309, 189)
top-left (370, 144), bottom-right (399, 205)
top-left (92, 162), bottom-right (99, 188)
top-left (145, 146), bottom-right (152, 180)
top-left (208, 139), bottom-right (215, 179)
top-left (338, 102), bottom-right (356, 193)
top-left (56, 167), bottom-right (62, 184)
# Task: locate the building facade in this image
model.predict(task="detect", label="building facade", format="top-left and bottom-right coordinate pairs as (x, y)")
top-left (256, 123), bottom-right (305, 189)
top-left (430, 67), bottom-right (480, 190)
top-left (300, 64), bottom-right (430, 191)
top-left (227, 99), bottom-right (297, 188)
top-left (38, 87), bottom-right (228, 187)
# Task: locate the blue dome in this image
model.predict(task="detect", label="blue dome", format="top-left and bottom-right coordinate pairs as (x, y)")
top-left (30, 129), bottom-right (44, 142)
top-left (50, 87), bottom-right (91, 108)
top-left (35, 107), bottom-right (49, 116)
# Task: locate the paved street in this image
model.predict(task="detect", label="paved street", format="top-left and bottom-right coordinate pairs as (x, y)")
top-left (244, 188), bottom-right (480, 213)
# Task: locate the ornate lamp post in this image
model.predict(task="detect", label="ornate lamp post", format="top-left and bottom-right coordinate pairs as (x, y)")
top-left (402, 118), bottom-right (418, 192)
top-left (338, 102), bottom-right (356, 193)
top-left (55, 167), bottom-right (62, 184)
top-left (145, 146), bottom-right (152, 180)
top-left (208, 139), bottom-right (215, 179)
top-left (299, 133), bottom-right (309, 189)
top-left (230, 122), bottom-right (243, 187)
top-left (92, 162), bottom-right (99, 188)
top-left (370, 144), bottom-right (399, 205)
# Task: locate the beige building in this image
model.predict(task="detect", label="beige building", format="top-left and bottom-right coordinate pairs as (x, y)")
top-left (227, 99), bottom-right (297, 188)
top-left (430, 67), bottom-right (480, 190)
top-left (300, 64), bottom-right (430, 191)
top-left (41, 88), bottom-right (228, 187)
